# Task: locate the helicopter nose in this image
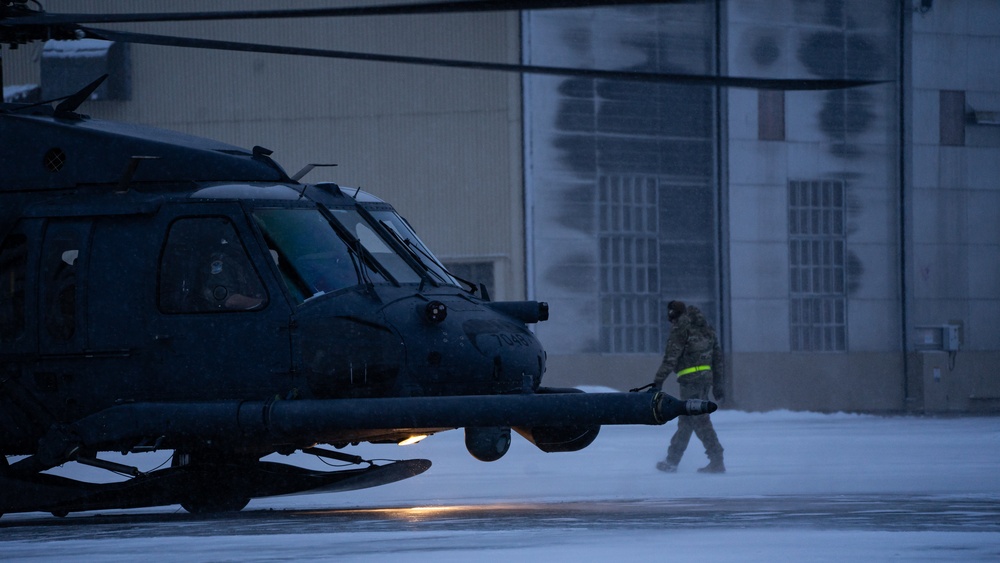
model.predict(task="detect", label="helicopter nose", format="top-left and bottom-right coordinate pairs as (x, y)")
top-left (383, 295), bottom-right (546, 396)
top-left (294, 289), bottom-right (546, 399)
top-left (295, 298), bottom-right (406, 398)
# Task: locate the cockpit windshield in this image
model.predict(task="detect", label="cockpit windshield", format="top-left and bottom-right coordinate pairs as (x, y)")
top-left (324, 208), bottom-right (423, 285)
top-left (253, 204), bottom-right (460, 303)
top-left (253, 208), bottom-right (377, 302)
top-left (253, 206), bottom-right (434, 302)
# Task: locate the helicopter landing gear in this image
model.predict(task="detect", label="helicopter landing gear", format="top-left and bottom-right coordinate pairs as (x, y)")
top-left (180, 495), bottom-right (250, 515)
top-left (171, 451), bottom-right (251, 514)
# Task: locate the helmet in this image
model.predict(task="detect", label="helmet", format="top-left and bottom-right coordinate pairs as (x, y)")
top-left (667, 300), bottom-right (686, 322)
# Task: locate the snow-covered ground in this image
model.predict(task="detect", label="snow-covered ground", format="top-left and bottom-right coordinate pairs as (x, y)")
top-left (3, 405), bottom-right (999, 561)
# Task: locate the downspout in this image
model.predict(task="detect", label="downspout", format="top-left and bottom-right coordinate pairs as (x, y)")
top-left (521, 11), bottom-right (535, 301)
top-left (898, 6), bottom-right (911, 406)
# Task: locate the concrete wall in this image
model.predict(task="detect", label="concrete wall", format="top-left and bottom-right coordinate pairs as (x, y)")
top-left (544, 347), bottom-right (999, 414)
top-left (908, 351), bottom-right (1000, 413)
top-left (904, 1), bottom-right (1000, 412)
top-left (722, 1), bottom-right (905, 410)
top-left (908, 1), bottom-right (1000, 352)
top-left (730, 352), bottom-right (904, 413)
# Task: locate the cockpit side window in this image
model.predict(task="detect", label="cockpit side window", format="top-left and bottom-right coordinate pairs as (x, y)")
top-left (159, 217), bottom-right (267, 313)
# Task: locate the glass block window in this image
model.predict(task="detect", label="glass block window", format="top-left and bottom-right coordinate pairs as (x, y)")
top-left (788, 180), bottom-right (847, 352)
top-left (599, 175), bottom-right (661, 353)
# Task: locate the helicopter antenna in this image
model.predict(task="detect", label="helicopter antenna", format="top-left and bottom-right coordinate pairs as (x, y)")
top-left (53, 73), bottom-right (108, 115)
top-left (291, 163), bottom-right (337, 182)
top-left (117, 155), bottom-right (159, 192)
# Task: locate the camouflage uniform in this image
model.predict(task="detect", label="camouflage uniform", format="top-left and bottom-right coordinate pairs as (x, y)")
top-left (653, 305), bottom-right (725, 471)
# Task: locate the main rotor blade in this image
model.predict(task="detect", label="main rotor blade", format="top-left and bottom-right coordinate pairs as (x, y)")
top-left (86, 28), bottom-right (882, 91)
top-left (9, 0), bottom-right (686, 25)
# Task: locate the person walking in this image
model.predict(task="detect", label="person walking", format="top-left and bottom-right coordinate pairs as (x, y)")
top-left (650, 300), bottom-right (726, 473)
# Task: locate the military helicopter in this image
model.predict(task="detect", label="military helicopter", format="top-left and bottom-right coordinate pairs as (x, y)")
top-left (0, 0), bottom-right (877, 518)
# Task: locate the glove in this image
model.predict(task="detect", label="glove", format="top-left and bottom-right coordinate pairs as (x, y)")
top-left (649, 381), bottom-right (662, 393)
top-left (712, 387), bottom-right (725, 404)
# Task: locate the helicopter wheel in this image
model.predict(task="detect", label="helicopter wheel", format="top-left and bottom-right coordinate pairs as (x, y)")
top-left (171, 451), bottom-right (251, 514)
top-left (51, 510), bottom-right (69, 518)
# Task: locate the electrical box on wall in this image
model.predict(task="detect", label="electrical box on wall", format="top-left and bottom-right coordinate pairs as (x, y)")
top-left (914, 324), bottom-right (961, 352)
top-left (41, 39), bottom-right (131, 101)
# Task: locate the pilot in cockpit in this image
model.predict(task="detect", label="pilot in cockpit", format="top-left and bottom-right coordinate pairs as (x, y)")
top-left (199, 238), bottom-right (264, 310)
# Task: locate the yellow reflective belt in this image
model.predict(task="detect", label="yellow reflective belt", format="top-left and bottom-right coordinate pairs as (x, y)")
top-left (677, 365), bottom-right (711, 377)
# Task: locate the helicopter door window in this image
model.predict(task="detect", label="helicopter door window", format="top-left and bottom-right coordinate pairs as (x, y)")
top-left (0, 234), bottom-right (28, 343)
top-left (159, 217), bottom-right (267, 313)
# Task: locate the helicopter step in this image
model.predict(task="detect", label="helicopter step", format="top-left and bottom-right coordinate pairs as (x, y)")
top-left (0, 456), bottom-right (431, 517)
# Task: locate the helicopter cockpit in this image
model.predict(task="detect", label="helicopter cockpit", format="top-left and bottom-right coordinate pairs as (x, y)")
top-left (188, 182), bottom-right (463, 305)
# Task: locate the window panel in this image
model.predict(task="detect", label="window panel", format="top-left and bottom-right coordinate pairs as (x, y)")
top-left (788, 180), bottom-right (847, 352)
top-left (599, 175), bottom-right (662, 353)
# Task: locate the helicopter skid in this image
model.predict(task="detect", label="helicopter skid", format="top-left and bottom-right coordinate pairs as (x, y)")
top-left (0, 458), bottom-right (431, 517)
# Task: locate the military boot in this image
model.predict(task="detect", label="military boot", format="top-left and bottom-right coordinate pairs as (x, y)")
top-left (697, 458), bottom-right (725, 473)
top-left (656, 458), bottom-right (680, 473)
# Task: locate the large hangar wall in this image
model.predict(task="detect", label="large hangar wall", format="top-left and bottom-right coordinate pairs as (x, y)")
top-left (5, 1), bottom-right (998, 412)
top-left (526, 1), bottom-right (1000, 413)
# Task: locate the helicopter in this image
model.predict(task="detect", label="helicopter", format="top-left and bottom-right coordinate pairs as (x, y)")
top-left (0, 0), bottom-right (876, 518)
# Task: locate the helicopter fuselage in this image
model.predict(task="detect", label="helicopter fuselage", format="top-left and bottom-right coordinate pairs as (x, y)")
top-left (0, 104), bottom-right (713, 517)
top-left (0, 184), bottom-right (548, 454)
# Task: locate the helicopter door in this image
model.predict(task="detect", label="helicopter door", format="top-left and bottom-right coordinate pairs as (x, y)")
top-left (151, 208), bottom-right (293, 399)
top-left (0, 224), bottom-right (39, 452)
